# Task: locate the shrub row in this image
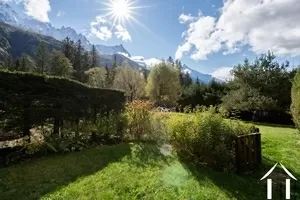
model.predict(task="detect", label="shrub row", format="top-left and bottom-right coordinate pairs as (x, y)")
top-left (0, 70), bottom-right (126, 139)
top-left (167, 110), bottom-right (256, 171)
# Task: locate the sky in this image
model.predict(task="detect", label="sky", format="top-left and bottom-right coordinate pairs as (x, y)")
top-left (4, 0), bottom-right (300, 80)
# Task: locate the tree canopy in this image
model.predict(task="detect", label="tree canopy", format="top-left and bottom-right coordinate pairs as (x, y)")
top-left (146, 61), bottom-right (181, 106)
top-left (222, 52), bottom-right (293, 112)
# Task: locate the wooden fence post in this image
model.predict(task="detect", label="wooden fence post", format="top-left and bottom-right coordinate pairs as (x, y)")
top-left (235, 132), bottom-right (262, 173)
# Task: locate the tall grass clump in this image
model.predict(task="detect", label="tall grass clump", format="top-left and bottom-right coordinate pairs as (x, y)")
top-left (168, 109), bottom-right (256, 171)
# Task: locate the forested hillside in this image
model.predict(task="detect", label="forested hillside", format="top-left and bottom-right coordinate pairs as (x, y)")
top-left (0, 22), bottom-right (141, 69)
top-left (0, 22), bottom-right (60, 60)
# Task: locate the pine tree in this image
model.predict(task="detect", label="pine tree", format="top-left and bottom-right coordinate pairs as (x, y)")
top-left (175, 59), bottom-right (184, 87)
top-left (20, 56), bottom-right (26, 71)
top-left (105, 64), bottom-right (110, 86)
top-left (183, 72), bottom-right (193, 87)
top-left (90, 45), bottom-right (100, 68)
top-left (196, 77), bottom-right (200, 85)
top-left (49, 50), bottom-right (73, 78)
top-left (4, 55), bottom-right (14, 71)
top-left (106, 55), bottom-right (117, 87)
top-left (74, 40), bottom-right (84, 81)
top-left (36, 41), bottom-right (49, 74)
top-left (81, 51), bottom-right (90, 82)
top-left (167, 56), bottom-right (174, 67)
top-left (15, 59), bottom-right (20, 71)
top-left (62, 37), bottom-right (75, 62)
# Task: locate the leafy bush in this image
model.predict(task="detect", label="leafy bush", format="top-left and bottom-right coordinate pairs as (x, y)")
top-left (291, 69), bottom-right (300, 130)
top-left (125, 100), bottom-right (153, 141)
top-left (168, 111), bottom-right (256, 171)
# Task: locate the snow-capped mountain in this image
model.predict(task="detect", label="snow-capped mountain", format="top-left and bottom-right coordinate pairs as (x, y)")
top-left (0, 3), bottom-right (130, 56)
top-left (0, 3), bottom-right (21, 24)
top-left (182, 64), bottom-right (215, 83)
top-left (131, 56), bottom-right (215, 83)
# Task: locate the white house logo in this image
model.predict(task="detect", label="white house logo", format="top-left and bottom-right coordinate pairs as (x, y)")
top-left (261, 163), bottom-right (297, 199)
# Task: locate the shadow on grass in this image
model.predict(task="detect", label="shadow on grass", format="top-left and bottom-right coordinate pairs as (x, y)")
top-left (179, 156), bottom-right (300, 200)
top-left (0, 143), bottom-right (132, 200)
top-left (126, 142), bottom-right (172, 168)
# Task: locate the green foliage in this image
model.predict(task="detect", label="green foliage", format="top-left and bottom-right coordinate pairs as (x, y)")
top-left (113, 66), bottom-right (146, 100)
top-left (90, 44), bottom-right (100, 68)
top-left (291, 69), bottom-right (300, 130)
top-left (0, 70), bottom-right (126, 137)
top-left (222, 52), bottom-right (293, 112)
top-left (179, 80), bottom-right (228, 109)
top-left (36, 41), bottom-right (49, 74)
top-left (0, 23), bottom-right (61, 61)
top-left (146, 61), bottom-right (181, 106)
top-left (125, 100), bottom-right (153, 141)
top-left (20, 55), bottom-right (37, 72)
top-left (85, 67), bottom-right (107, 88)
top-left (49, 50), bottom-right (73, 78)
top-left (167, 110), bottom-right (256, 171)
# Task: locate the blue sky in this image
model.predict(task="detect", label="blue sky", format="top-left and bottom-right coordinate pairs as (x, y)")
top-left (7, 0), bottom-right (300, 79)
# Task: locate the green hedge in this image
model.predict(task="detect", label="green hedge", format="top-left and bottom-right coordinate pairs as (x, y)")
top-left (291, 69), bottom-right (300, 130)
top-left (167, 111), bottom-right (256, 171)
top-left (0, 70), bottom-right (125, 138)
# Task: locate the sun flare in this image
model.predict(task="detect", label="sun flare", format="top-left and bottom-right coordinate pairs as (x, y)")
top-left (105, 0), bottom-right (135, 25)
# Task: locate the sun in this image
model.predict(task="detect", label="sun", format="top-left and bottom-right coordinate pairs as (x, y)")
top-left (104, 0), bottom-right (136, 25)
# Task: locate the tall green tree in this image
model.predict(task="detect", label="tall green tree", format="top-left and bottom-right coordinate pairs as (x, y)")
top-left (20, 55), bottom-right (37, 72)
top-left (73, 40), bottom-right (85, 82)
top-left (36, 41), bottom-right (49, 74)
top-left (222, 52), bottom-right (292, 112)
top-left (2, 55), bottom-right (14, 71)
top-left (106, 55), bottom-right (117, 88)
top-left (62, 37), bottom-right (75, 62)
top-left (182, 72), bottom-right (193, 87)
top-left (146, 61), bottom-right (181, 106)
top-left (90, 45), bottom-right (100, 68)
top-left (14, 59), bottom-right (21, 71)
top-left (49, 50), bottom-right (73, 78)
top-left (113, 66), bottom-right (146, 101)
top-left (85, 67), bottom-right (107, 88)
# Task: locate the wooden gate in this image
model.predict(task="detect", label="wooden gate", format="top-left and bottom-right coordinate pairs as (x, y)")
top-left (235, 132), bottom-right (262, 173)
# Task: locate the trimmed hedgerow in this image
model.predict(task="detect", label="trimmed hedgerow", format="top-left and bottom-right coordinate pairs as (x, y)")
top-left (0, 70), bottom-right (125, 137)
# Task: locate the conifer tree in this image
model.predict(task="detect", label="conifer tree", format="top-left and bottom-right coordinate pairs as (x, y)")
top-left (36, 41), bottom-right (49, 74)
top-left (90, 45), bottom-right (100, 68)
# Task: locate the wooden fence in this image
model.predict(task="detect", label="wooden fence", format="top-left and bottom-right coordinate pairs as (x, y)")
top-left (235, 131), bottom-right (262, 173)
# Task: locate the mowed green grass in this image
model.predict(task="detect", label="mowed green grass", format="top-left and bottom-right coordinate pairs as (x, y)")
top-left (0, 119), bottom-right (299, 200)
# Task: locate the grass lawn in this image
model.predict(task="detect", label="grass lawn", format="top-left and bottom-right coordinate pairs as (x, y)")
top-left (0, 120), bottom-right (300, 199)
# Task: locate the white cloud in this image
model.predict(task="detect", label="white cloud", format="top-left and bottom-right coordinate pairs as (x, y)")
top-left (89, 16), bottom-right (112, 41)
top-left (91, 26), bottom-right (112, 41)
top-left (179, 13), bottom-right (197, 24)
top-left (211, 67), bottom-right (233, 82)
top-left (23, 0), bottom-right (51, 22)
top-left (177, 0), bottom-right (300, 60)
top-left (57, 11), bottom-right (65, 17)
top-left (0, 0), bottom-right (50, 22)
top-left (89, 16), bottom-right (131, 42)
top-left (175, 43), bottom-right (192, 60)
top-left (114, 24), bottom-right (131, 42)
